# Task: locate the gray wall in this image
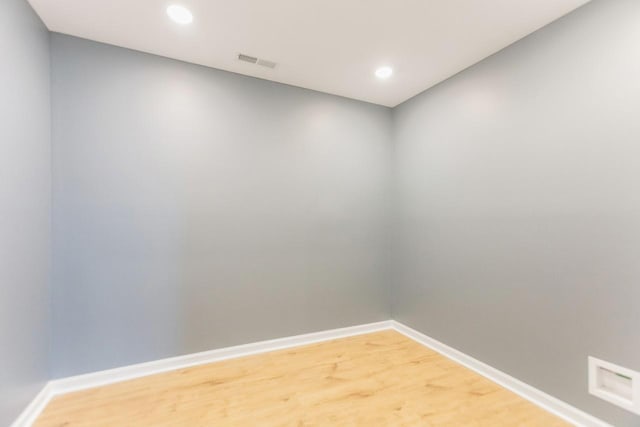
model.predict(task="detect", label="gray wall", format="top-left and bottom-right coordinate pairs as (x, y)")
top-left (11, 2), bottom-right (639, 425)
top-left (0, 0), bottom-right (51, 425)
top-left (392, 0), bottom-right (640, 425)
top-left (51, 34), bottom-right (392, 378)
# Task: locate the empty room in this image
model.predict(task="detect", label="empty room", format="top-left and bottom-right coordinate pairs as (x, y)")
top-left (2, 0), bottom-right (640, 425)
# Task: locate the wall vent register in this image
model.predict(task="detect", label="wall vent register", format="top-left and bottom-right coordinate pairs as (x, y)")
top-left (589, 356), bottom-right (640, 415)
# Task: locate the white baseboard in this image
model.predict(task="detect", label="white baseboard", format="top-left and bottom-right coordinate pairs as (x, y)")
top-left (12, 319), bottom-right (611, 427)
top-left (390, 321), bottom-right (612, 427)
top-left (49, 320), bottom-right (393, 395)
top-left (10, 383), bottom-right (53, 427)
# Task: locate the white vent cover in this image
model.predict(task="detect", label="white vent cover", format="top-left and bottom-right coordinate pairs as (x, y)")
top-left (237, 53), bottom-right (277, 69)
top-left (237, 53), bottom-right (257, 64)
top-left (589, 356), bottom-right (640, 415)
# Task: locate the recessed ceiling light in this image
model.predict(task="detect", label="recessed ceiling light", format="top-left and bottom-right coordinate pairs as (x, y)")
top-left (167, 5), bottom-right (193, 25)
top-left (375, 66), bottom-right (393, 80)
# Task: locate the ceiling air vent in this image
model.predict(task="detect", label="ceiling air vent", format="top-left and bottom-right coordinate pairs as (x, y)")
top-left (238, 53), bottom-right (258, 64)
top-left (237, 53), bottom-right (277, 69)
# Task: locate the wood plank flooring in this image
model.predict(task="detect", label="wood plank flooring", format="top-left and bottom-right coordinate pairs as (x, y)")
top-left (35, 330), bottom-right (569, 426)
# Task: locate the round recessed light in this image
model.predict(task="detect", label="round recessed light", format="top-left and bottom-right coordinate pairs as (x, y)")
top-left (167, 5), bottom-right (193, 25)
top-left (375, 66), bottom-right (393, 79)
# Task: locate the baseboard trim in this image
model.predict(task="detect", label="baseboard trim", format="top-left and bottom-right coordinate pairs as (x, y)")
top-left (10, 383), bottom-right (53, 427)
top-left (391, 321), bottom-right (612, 427)
top-left (49, 320), bottom-right (393, 396)
top-left (12, 319), bottom-right (611, 427)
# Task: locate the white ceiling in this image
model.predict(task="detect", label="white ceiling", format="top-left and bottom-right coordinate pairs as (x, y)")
top-left (29, 0), bottom-right (590, 107)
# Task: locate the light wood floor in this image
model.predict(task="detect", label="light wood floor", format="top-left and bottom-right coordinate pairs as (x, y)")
top-left (36, 330), bottom-right (568, 426)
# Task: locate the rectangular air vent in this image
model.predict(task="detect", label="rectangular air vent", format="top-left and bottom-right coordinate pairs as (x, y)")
top-left (238, 53), bottom-right (277, 69)
top-left (589, 356), bottom-right (640, 415)
top-left (237, 54), bottom-right (258, 64)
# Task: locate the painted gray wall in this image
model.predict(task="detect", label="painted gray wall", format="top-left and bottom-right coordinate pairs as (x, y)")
top-left (0, 0), bottom-right (51, 425)
top-left (392, 0), bottom-right (640, 425)
top-left (50, 34), bottom-right (392, 378)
